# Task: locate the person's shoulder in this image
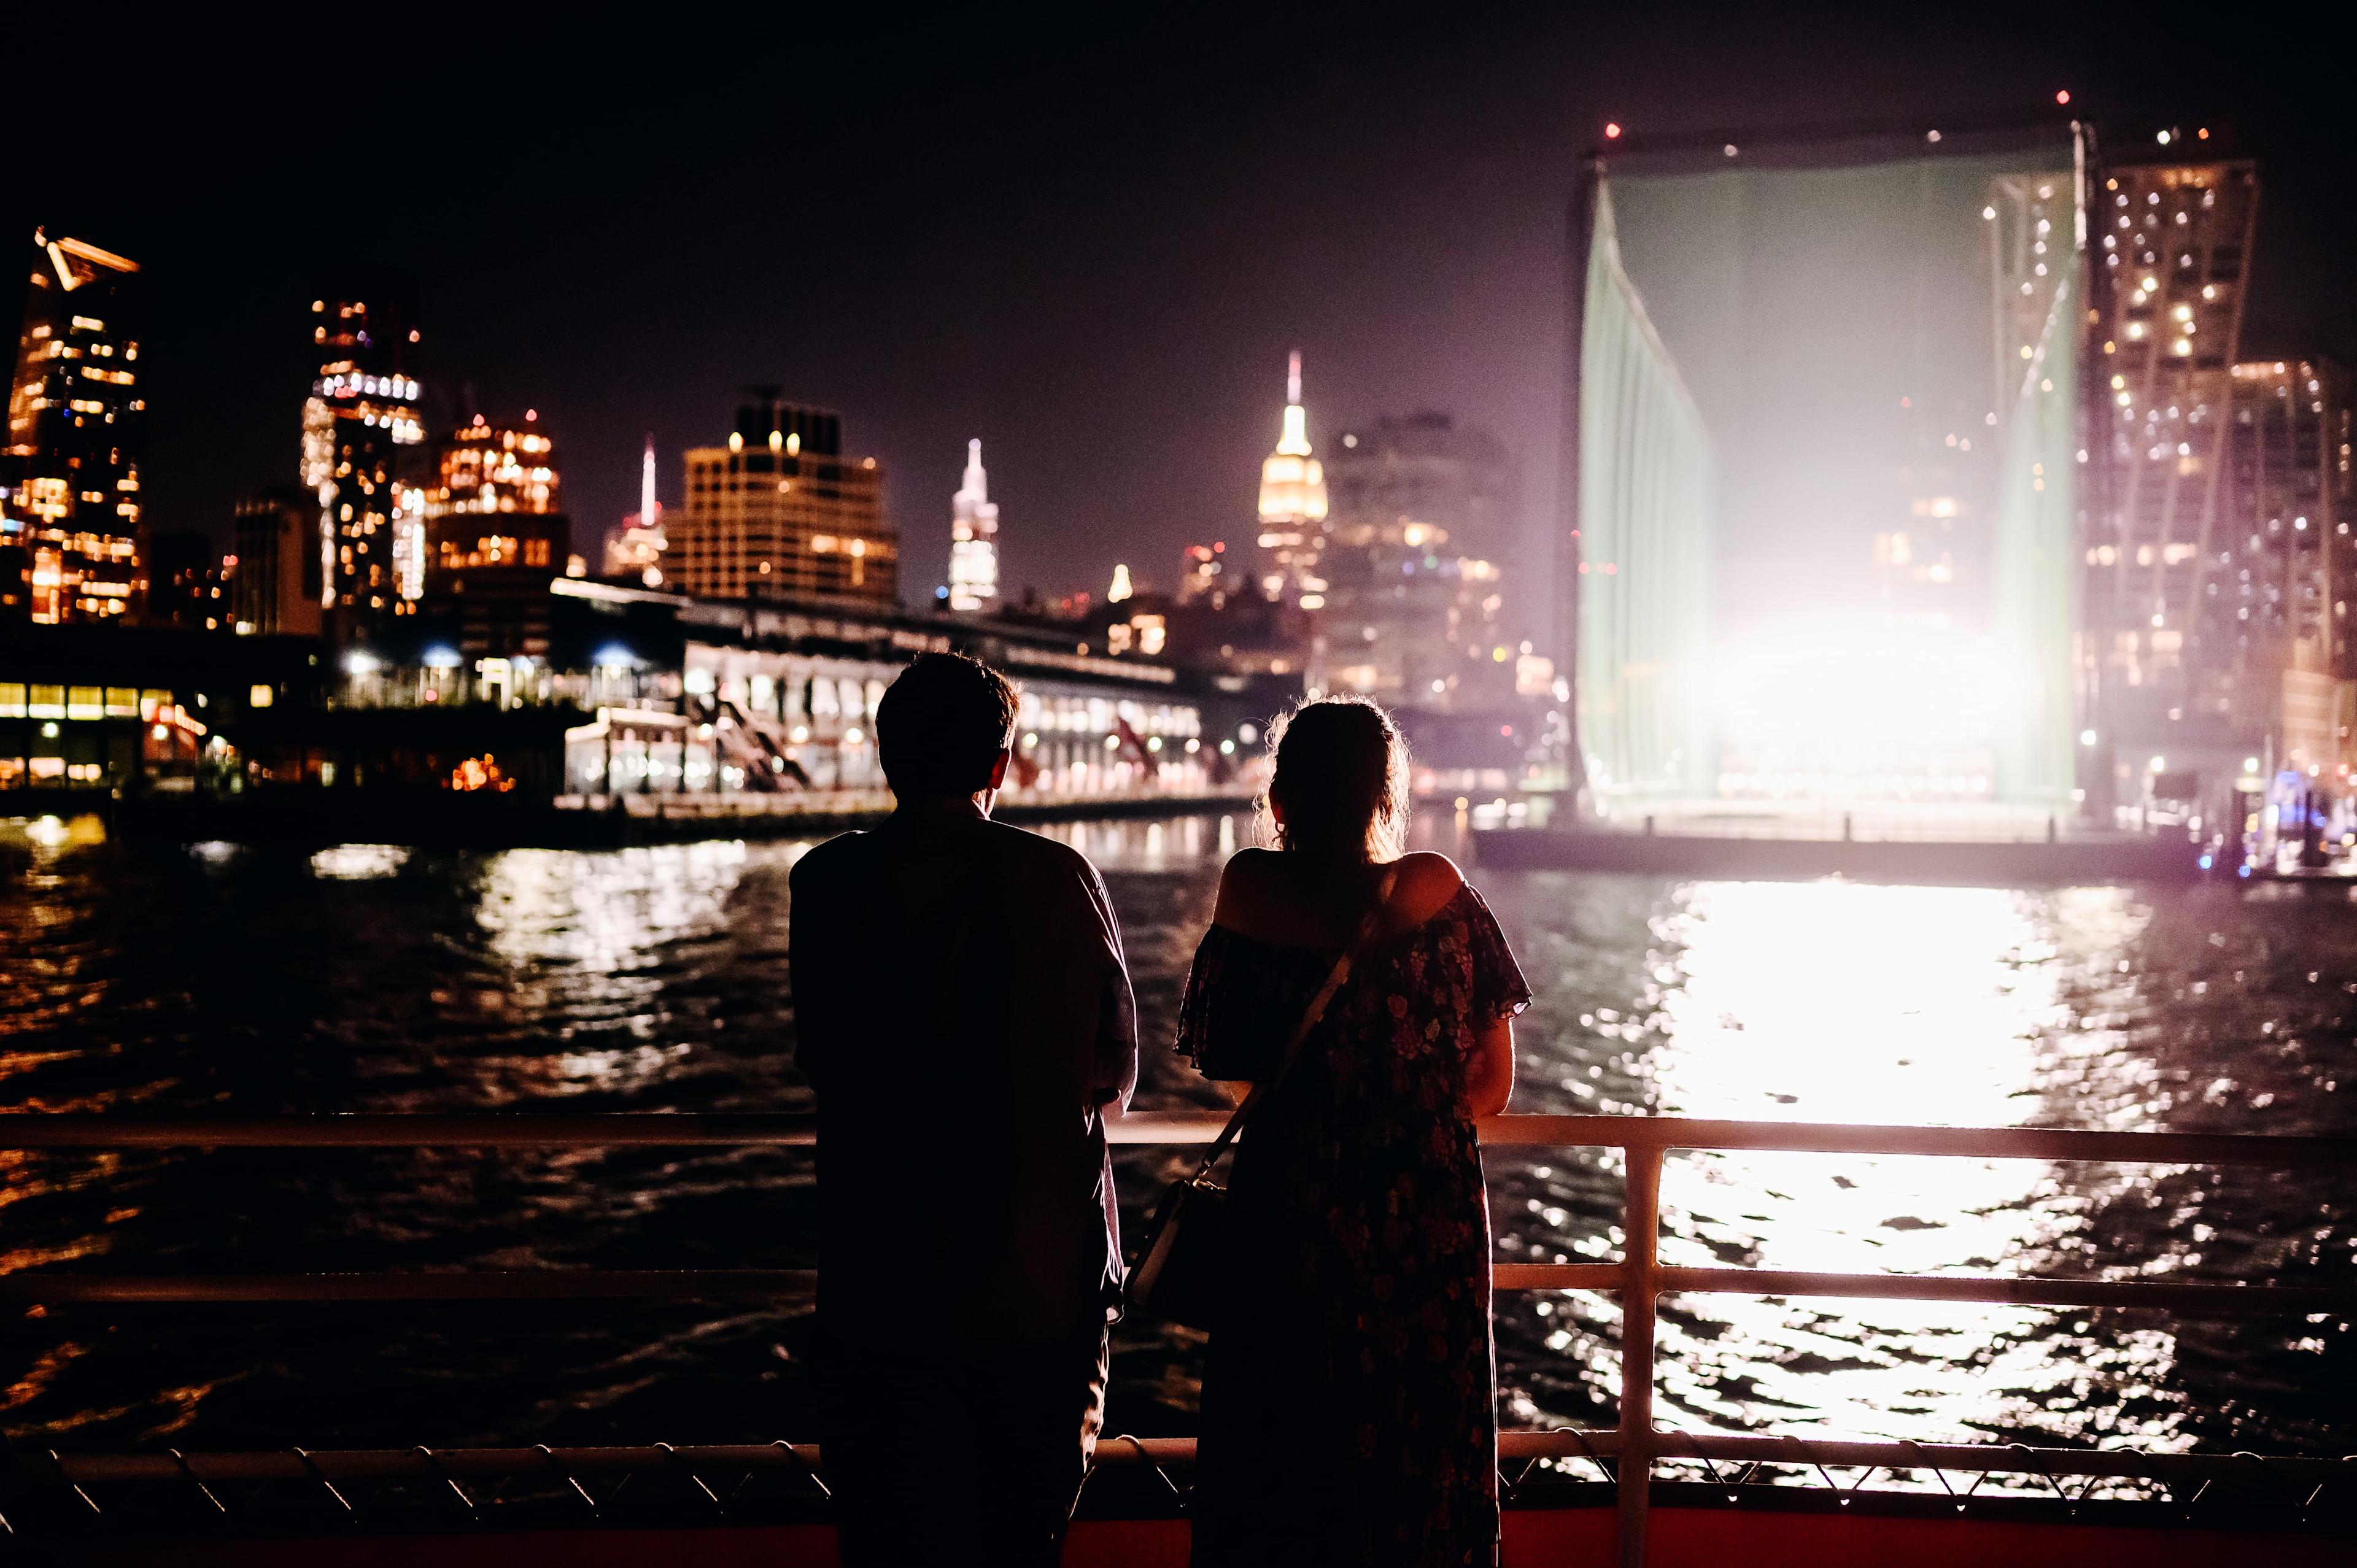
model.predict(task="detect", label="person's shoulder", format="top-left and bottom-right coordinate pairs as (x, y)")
top-left (983, 818), bottom-right (1107, 888)
top-left (1389, 851), bottom-right (1467, 924)
top-left (788, 828), bottom-right (873, 890)
top-left (1217, 844), bottom-right (1283, 886)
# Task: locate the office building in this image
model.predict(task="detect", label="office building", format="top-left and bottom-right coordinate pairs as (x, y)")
top-left (2212, 356), bottom-right (2353, 771)
top-left (422, 508), bottom-right (571, 663)
top-left (1256, 351), bottom-right (1328, 604)
top-left (232, 487), bottom-right (325, 637)
top-left (946, 438), bottom-right (1000, 612)
top-left (1325, 412), bottom-right (1518, 568)
top-left (302, 280), bottom-right (424, 621)
top-left (432, 414), bottom-right (559, 517)
top-left (145, 530), bottom-right (231, 631)
top-left (3, 229), bottom-right (145, 622)
top-left (1317, 412), bottom-right (1519, 709)
top-left (2076, 159), bottom-right (2261, 734)
top-left (666, 393), bottom-right (896, 609)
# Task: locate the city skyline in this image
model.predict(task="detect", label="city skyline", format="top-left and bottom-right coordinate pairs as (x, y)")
top-left (7, 10), bottom-right (2351, 614)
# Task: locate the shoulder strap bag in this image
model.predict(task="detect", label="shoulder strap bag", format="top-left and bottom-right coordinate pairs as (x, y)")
top-left (1126, 868), bottom-right (1398, 1327)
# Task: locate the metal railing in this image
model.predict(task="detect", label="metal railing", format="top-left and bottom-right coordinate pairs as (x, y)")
top-left (4, 1111), bottom-right (2355, 1563)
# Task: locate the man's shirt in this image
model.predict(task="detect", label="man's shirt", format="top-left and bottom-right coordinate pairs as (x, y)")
top-left (789, 809), bottom-right (1139, 1344)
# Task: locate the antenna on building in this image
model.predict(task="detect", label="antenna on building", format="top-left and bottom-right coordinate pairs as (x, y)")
top-left (640, 436), bottom-right (657, 524)
top-left (1287, 349), bottom-right (1302, 407)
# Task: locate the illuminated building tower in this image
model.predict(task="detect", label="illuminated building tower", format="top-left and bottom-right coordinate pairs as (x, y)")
top-left (946, 438), bottom-right (1000, 612)
top-left (2, 228), bottom-right (145, 623)
top-left (605, 435), bottom-right (667, 585)
top-left (303, 281), bottom-right (424, 623)
top-left (2074, 158), bottom-right (2260, 739)
top-left (2215, 357), bottom-right (2353, 771)
top-left (1256, 350), bottom-right (1328, 605)
top-left (231, 487), bottom-right (324, 636)
top-left (1320, 412), bottom-right (1519, 708)
top-left (431, 414), bottom-right (559, 516)
top-left (667, 392), bottom-right (895, 609)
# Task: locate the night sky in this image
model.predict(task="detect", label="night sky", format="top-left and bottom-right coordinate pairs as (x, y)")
top-left (12, 7), bottom-right (2353, 621)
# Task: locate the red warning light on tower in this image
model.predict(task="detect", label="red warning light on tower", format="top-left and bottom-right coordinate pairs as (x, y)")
top-left (2056, 90), bottom-right (2072, 106)
top-left (1604, 122), bottom-right (1623, 140)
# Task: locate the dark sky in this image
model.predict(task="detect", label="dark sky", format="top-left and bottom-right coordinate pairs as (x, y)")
top-left (14, 6), bottom-right (2353, 625)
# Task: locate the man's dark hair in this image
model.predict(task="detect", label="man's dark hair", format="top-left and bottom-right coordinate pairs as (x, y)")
top-left (876, 652), bottom-right (1020, 796)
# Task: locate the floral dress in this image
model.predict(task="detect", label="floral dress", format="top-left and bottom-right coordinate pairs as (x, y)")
top-left (1176, 882), bottom-right (1531, 1568)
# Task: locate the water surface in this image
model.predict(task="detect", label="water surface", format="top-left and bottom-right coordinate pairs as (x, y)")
top-left (1, 816), bottom-right (2349, 1456)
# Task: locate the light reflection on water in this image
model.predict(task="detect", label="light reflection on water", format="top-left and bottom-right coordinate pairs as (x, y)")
top-left (0, 819), bottom-right (2348, 1454)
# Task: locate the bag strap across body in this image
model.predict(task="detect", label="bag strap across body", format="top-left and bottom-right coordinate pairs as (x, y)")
top-left (1185, 866), bottom-right (1399, 1186)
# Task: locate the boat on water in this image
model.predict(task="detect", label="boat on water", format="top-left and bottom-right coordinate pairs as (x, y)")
top-left (2, 1110), bottom-right (2350, 1566)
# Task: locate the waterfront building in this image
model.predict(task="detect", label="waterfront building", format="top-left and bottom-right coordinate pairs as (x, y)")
top-left (2076, 160), bottom-right (2261, 763)
top-left (562, 584), bottom-right (1210, 803)
top-left (232, 488), bottom-right (325, 638)
top-left (422, 507), bottom-right (573, 670)
top-left (946, 438), bottom-right (1000, 612)
top-left (0, 619), bottom-right (321, 793)
top-left (2, 229), bottom-right (145, 624)
top-left (303, 281), bottom-right (424, 623)
top-left (665, 393), bottom-right (896, 609)
top-left (1256, 350), bottom-right (1328, 605)
top-left (144, 530), bottom-right (231, 631)
top-left (605, 436), bottom-right (667, 586)
top-left (2215, 356), bottom-right (2354, 776)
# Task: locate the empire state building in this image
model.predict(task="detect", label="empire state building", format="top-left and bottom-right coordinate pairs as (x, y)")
top-left (1256, 349), bottom-right (1328, 606)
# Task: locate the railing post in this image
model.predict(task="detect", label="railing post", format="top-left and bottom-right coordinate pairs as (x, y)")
top-left (1617, 1143), bottom-right (1664, 1568)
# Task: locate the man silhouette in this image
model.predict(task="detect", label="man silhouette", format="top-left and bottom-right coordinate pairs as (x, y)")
top-left (790, 652), bottom-right (1139, 1565)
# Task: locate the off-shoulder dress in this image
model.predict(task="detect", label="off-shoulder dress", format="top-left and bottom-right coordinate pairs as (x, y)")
top-left (1175, 881), bottom-right (1531, 1567)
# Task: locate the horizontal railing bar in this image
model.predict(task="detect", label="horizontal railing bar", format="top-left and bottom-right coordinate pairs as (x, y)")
top-left (2, 1111), bottom-right (2351, 1167)
top-left (1504, 1429), bottom-right (2356, 1484)
top-left (1495, 1262), bottom-right (2357, 1316)
top-left (0, 1270), bottom-right (816, 1303)
top-left (1660, 1266), bottom-right (2357, 1315)
top-left (1474, 1115), bottom-right (2357, 1167)
top-left (0, 1114), bottom-right (823, 1149)
top-left (12, 1264), bottom-right (2347, 1313)
top-left (44, 1432), bottom-right (2352, 1486)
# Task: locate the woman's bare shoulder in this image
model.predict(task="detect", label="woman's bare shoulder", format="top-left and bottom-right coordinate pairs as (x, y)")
top-left (1211, 847), bottom-right (1285, 929)
top-left (1388, 851), bottom-right (1467, 925)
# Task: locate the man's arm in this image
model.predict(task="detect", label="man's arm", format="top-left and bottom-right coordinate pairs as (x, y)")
top-left (1078, 861), bottom-right (1140, 1118)
top-left (787, 855), bottom-right (838, 1092)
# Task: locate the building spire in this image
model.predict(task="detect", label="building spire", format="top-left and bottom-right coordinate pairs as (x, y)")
top-left (1287, 348), bottom-right (1302, 407)
top-left (948, 436), bottom-right (1000, 612)
top-left (640, 435), bottom-right (657, 526)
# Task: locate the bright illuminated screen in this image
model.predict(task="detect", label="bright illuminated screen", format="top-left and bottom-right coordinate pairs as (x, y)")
top-left (1577, 133), bottom-right (2081, 806)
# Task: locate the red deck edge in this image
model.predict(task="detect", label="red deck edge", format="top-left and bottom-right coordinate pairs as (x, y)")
top-left (51, 1510), bottom-right (2353, 1568)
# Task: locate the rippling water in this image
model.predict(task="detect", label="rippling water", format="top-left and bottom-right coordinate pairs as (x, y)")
top-left (1, 814), bottom-right (2350, 1457)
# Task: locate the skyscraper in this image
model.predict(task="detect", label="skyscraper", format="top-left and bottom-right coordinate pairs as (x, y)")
top-left (1319, 413), bottom-right (1519, 709)
top-left (429, 415), bottom-right (560, 516)
top-left (2077, 158), bottom-right (2261, 741)
top-left (947, 438), bottom-right (1000, 612)
top-left (605, 436), bottom-right (667, 585)
top-left (2, 228), bottom-right (145, 623)
top-left (303, 280), bottom-right (424, 624)
top-left (666, 393), bottom-right (896, 609)
top-left (144, 530), bottom-right (231, 631)
top-left (231, 487), bottom-right (325, 637)
top-left (1256, 350), bottom-right (1328, 605)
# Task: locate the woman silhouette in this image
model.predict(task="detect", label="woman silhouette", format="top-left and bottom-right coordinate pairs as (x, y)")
top-left (1178, 697), bottom-right (1528, 1567)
